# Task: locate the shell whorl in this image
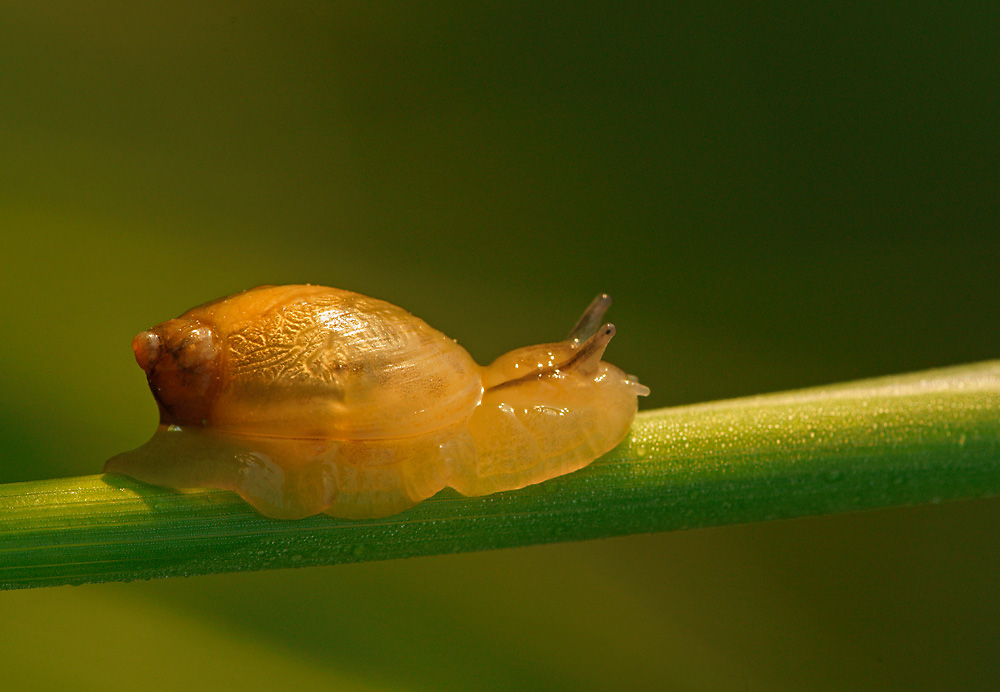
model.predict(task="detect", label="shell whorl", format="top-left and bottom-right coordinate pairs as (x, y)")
top-left (176, 285), bottom-right (484, 439)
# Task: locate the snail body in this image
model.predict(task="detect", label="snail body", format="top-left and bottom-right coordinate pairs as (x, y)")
top-left (106, 285), bottom-right (648, 519)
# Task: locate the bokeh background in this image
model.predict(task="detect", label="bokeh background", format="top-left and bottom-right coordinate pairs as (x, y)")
top-left (2, 3), bottom-right (998, 690)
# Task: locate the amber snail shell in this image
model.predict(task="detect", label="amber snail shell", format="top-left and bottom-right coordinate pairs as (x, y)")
top-left (105, 285), bottom-right (649, 519)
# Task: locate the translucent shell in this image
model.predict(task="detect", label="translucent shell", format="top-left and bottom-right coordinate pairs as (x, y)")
top-left (162, 285), bottom-right (482, 439)
top-left (106, 285), bottom-right (648, 519)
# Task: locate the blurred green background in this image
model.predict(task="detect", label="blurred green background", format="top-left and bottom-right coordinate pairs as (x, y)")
top-left (2, 2), bottom-right (998, 689)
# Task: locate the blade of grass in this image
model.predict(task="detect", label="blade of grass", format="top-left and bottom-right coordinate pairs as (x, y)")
top-left (2, 360), bottom-right (1000, 590)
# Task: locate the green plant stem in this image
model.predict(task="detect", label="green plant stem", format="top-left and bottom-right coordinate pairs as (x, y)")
top-left (3, 361), bottom-right (1000, 590)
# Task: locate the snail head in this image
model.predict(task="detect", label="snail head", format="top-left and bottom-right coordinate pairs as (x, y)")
top-left (480, 294), bottom-right (648, 397)
top-left (132, 318), bottom-right (221, 426)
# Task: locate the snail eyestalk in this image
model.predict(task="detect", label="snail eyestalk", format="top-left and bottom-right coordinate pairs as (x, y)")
top-left (566, 293), bottom-right (612, 345)
top-left (563, 324), bottom-right (615, 375)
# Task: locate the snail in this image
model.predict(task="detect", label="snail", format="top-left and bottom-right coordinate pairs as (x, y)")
top-left (105, 285), bottom-right (649, 519)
